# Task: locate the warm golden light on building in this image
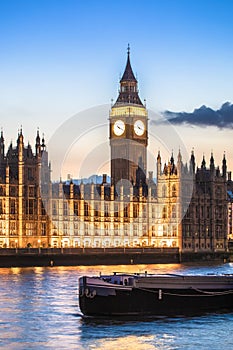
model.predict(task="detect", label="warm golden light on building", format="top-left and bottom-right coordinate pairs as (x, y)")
top-left (0, 49), bottom-right (229, 253)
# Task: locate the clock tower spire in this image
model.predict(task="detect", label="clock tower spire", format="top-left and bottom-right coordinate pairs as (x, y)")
top-left (115, 44), bottom-right (143, 106)
top-left (110, 47), bottom-right (148, 188)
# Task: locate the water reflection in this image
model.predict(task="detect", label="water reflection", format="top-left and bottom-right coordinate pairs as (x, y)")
top-left (0, 264), bottom-right (233, 349)
top-left (91, 335), bottom-right (161, 350)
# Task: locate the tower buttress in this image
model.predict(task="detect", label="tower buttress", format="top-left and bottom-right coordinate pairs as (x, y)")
top-left (17, 127), bottom-right (24, 247)
top-left (157, 151), bottom-right (161, 178)
top-left (0, 130), bottom-right (5, 158)
top-left (222, 153), bottom-right (227, 179)
top-left (36, 129), bottom-right (41, 157)
top-left (201, 155), bottom-right (206, 169)
top-left (210, 152), bottom-right (215, 173)
top-left (190, 149), bottom-right (195, 174)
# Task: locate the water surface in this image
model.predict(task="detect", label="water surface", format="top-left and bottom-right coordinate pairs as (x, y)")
top-left (0, 263), bottom-right (233, 349)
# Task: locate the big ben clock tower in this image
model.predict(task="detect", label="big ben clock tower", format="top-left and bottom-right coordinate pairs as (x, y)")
top-left (110, 46), bottom-right (148, 187)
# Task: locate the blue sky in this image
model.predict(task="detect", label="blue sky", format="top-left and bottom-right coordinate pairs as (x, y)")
top-left (1, 0), bottom-right (233, 178)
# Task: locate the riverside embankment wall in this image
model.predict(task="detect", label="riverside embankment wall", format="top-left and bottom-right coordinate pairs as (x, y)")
top-left (0, 248), bottom-right (231, 267)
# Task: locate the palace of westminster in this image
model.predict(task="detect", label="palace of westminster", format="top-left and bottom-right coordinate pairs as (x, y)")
top-left (0, 49), bottom-right (233, 252)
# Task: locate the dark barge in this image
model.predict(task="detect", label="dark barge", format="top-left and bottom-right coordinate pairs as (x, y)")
top-left (79, 272), bottom-right (233, 317)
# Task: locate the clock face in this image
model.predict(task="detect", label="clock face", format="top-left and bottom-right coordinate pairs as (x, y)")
top-left (113, 120), bottom-right (125, 136)
top-left (134, 120), bottom-right (145, 136)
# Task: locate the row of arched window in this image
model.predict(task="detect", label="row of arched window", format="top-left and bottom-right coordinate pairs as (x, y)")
top-left (161, 184), bottom-right (177, 197)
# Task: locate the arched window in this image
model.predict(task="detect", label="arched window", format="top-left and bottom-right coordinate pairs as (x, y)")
top-left (172, 184), bottom-right (176, 197)
top-left (163, 225), bottom-right (167, 237)
top-left (162, 206), bottom-right (167, 219)
top-left (172, 205), bottom-right (176, 218)
top-left (162, 185), bottom-right (167, 197)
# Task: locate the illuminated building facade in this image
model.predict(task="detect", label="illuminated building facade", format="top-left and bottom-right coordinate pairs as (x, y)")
top-left (0, 51), bottom-right (229, 252)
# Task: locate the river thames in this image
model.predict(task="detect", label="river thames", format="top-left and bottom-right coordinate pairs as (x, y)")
top-left (1, 263), bottom-right (233, 349)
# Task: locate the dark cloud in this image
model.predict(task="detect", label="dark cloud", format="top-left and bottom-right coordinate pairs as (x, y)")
top-left (163, 102), bottom-right (233, 128)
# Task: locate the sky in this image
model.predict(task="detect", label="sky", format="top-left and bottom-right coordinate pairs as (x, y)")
top-left (0, 0), bottom-right (233, 180)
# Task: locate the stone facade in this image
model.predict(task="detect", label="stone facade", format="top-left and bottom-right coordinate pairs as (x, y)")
top-left (0, 50), bottom-right (229, 252)
top-left (0, 131), bottom-right (228, 252)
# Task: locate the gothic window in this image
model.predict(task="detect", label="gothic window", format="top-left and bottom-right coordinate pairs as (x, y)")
top-left (9, 222), bottom-right (16, 235)
top-left (152, 205), bottom-right (156, 219)
top-left (52, 224), bottom-right (58, 236)
top-left (124, 206), bottom-right (128, 218)
top-left (84, 202), bottom-right (89, 216)
top-left (0, 220), bottom-right (5, 235)
top-left (26, 199), bottom-right (34, 215)
top-left (27, 167), bottom-right (34, 180)
top-left (162, 185), bottom-right (167, 197)
top-left (95, 240), bottom-right (100, 247)
top-left (142, 224), bottom-right (147, 236)
top-left (41, 222), bottom-right (46, 236)
top-left (26, 222), bottom-right (34, 236)
top-left (172, 226), bottom-right (177, 237)
top-left (216, 187), bottom-right (222, 196)
top-left (172, 205), bottom-right (176, 218)
top-left (74, 223), bottom-right (79, 235)
top-left (63, 222), bottom-right (68, 235)
top-left (104, 223), bottom-right (109, 236)
top-left (63, 202), bottom-right (68, 216)
top-left (133, 203), bottom-right (138, 218)
top-left (84, 222), bottom-right (89, 236)
top-left (201, 206), bottom-right (204, 218)
top-left (172, 185), bottom-right (176, 197)
top-left (152, 225), bottom-right (156, 237)
top-left (142, 205), bottom-right (147, 218)
top-left (196, 206), bottom-right (199, 218)
top-left (10, 199), bottom-right (16, 214)
top-left (0, 186), bottom-right (5, 196)
top-left (114, 223), bottom-right (119, 235)
top-left (0, 199), bottom-right (4, 214)
top-left (114, 203), bottom-right (119, 217)
top-left (162, 206), bottom-right (167, 219)
top-left (29, 186), bottom-right (34, 197)
top-left (41, 202), bottom-right (46, 215)
top-left (104, 203), bottom-right (109, 217)
top-left (94, 222), bottom-right (98, 235)
top-left (52, 201), bottom-right (57, 216)
top-left (218, 206), bottom-right (222, 219)
top-left (74, 201), bottom-right (79, 216)
top-left (163, 225), bottom-right (167, 237)
top-left (10, 186), bottom-right (16, 196)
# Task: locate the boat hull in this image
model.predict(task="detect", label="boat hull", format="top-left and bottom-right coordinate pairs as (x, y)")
top-left (79, 275), bottom-right (233, 317)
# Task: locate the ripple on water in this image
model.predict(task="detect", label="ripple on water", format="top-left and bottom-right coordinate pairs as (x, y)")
top-left (0, 264), bottom-right (233, 349)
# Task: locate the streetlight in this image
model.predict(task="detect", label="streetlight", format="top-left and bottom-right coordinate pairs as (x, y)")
top-left (38, 239), bottom-right (41, 254)
top-left (15, 239), bottom-right (18, 254)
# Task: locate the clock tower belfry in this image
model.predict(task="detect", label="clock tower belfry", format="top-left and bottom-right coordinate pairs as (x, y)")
top-left (110, 46), bottom-right (148, 187)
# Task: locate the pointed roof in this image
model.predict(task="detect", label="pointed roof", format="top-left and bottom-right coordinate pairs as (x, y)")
top-left (222, 152), bottom-right (226, 164)
top-left (201, 155), bottom-right (206, 169)
top-left (114, 45), bottom-right (143, 106)
top-left (0, 129), bottom-right (4, 143)
top-left (36, 128), bottom-right (40, 144)
top-left (120, 45), bottom-right (137, 83)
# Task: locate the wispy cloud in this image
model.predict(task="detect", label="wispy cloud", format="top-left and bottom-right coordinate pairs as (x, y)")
top-left (162, 102), bottom-right (233, 128)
